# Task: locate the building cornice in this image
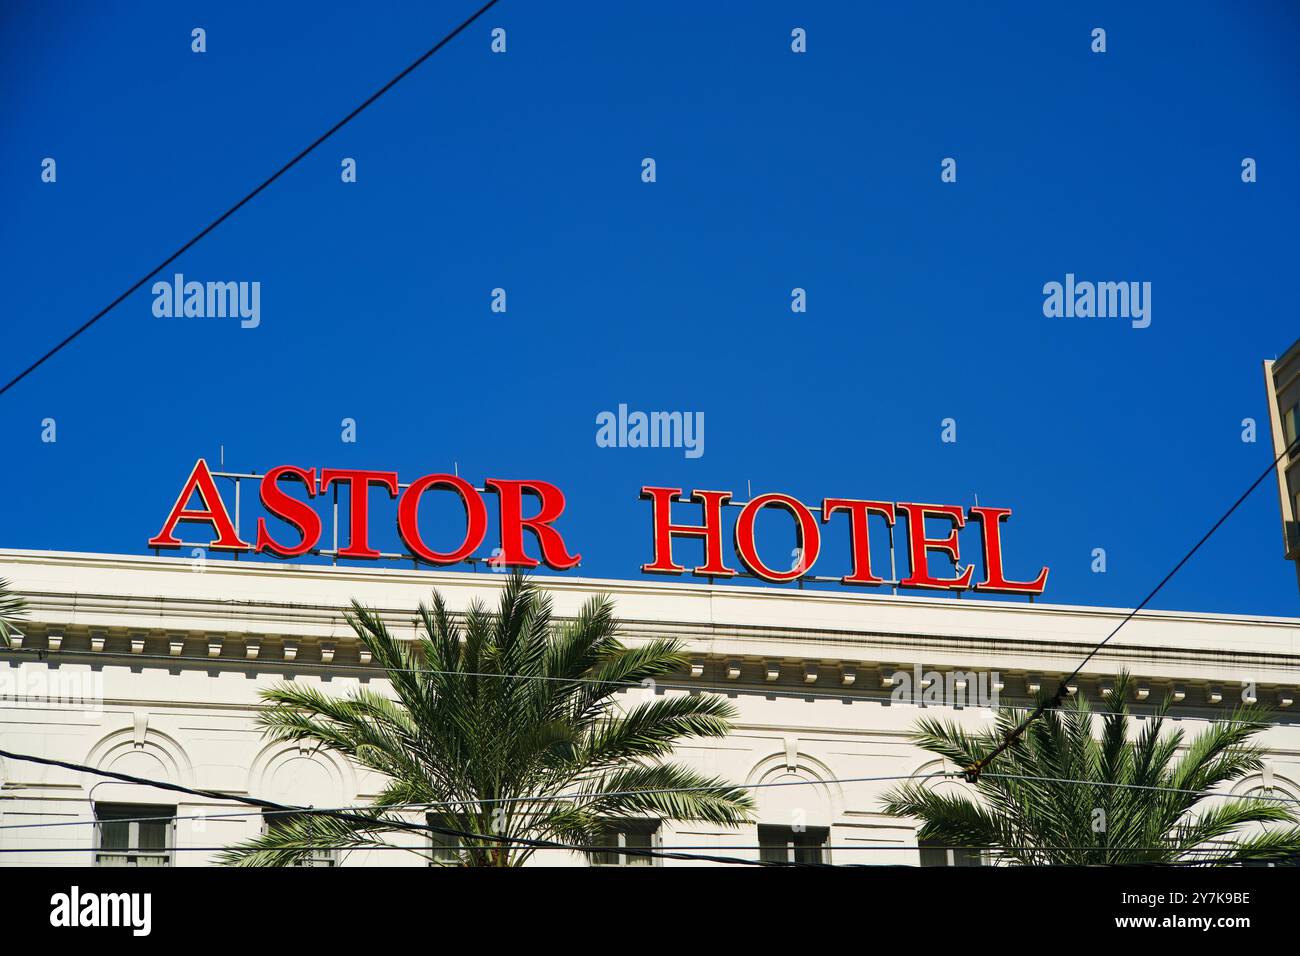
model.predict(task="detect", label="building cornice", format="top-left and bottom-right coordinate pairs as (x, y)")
top-left (1, 548), bottom-right (1297, 705)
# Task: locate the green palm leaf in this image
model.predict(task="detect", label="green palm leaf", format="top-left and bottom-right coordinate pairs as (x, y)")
top-left (881, 669), bottom-right (1300, 866)
top-left (0, 579), bottom-right (25, 649)
top-left (222, 573), bottom-right (751, 866)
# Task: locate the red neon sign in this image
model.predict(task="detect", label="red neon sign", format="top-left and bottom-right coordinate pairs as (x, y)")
top-left (148, 460), bottom-right (1049, 595)
top-left (148, 459), bottom-right (581, 571)
top-left (641, 486), bottom-right (1049, 595)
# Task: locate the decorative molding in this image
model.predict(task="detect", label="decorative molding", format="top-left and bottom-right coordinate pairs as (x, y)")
top-left (5, 550), bottom-right (1298, 689)
top-left (745, 748), bottom-right (846, 824)
top-left (246, 739), bottom-right (356, 808)
top-left (84, 724), bottom-right (195, 790)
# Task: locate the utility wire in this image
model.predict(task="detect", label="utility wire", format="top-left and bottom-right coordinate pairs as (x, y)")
top-left (0, 745), bottom-right (823, 867)
top-left (4, 751), bottom-right (1291, 864)
top-left (964, 431), bottom-right (1300, 781)
top-left (0, 842), bottom-right (1264, 855)
top-left (979, 771), bottom-right (1300, 806)
top-left (0, 773), bottom-right (951, 833)
top-left (0, 0), bottom-right (501, 399)
top-left (6, 763), bottom-right (1297, 829)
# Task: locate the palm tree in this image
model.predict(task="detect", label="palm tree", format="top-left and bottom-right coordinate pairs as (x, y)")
top-left (0, 578), bottom-right (24, 648)
top-left (220, 574), bottom-right (753, 866)
top-left (881, 672), bottom-right (1300, 865)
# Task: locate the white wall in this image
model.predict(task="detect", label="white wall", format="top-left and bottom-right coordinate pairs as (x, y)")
top-left (2, 550), bottom-right (1298, 867)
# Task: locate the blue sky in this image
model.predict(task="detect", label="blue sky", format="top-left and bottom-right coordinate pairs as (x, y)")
top-left (2, 2), bottom-right (1298, 616)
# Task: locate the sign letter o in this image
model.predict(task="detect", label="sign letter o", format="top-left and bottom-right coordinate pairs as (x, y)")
top-left (734, 493), bottom-right (820, 582)
top-left (397, 474), bottom-right (488, 564)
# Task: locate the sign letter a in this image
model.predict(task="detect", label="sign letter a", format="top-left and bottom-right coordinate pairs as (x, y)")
top-left (148, 458), bottom-right (250, 551)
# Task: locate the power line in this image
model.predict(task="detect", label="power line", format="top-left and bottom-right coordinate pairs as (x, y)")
top-left (0, 842), bottom-right (1266, 856)
top-left (979, 772), bottom-right (1300, 807)
top-left (0, 773), bottom-right (951, 833)
top-left (965, 431), bottom-right (1300, 781)
top-left (7, 763), bottom-right (1296, 829)
top-left (0, 745), bottom-right (825, 867)
top-left (0, 0), bottom-right (501, 399)
top-left (5, 749), bottom-right (1292, 864)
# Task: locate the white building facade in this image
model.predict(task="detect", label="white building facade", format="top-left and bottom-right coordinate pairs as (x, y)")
top-left (1, 548), bottom-right (1298, 866)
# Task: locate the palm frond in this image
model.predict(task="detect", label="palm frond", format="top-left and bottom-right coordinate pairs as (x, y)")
top-left (217, 810), bottom-right (407, 867)
top-left (0, 579), bottom-right (26, 648)
top-left (224, 572), bottom-right (751, 865)
top-left (883, 668), bottom-right (1299, 866)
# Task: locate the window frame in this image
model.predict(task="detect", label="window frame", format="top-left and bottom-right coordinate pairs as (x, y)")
top-left (93, 802), bottom-right (176, 868)
top-left (589, 818), bottom-right (662, 867)
top-left (426, 814), bottom-right (462, 866)
top-left (918, 838), bottom-right (985, 867)
top-left (262, 811), bottom-right (340, 867)
top-left (756, 823), bottom-right (830, 865)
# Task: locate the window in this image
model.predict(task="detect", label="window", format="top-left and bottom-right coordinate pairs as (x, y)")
top-left (1284, 401), bottom-right (1299, 450)
top-left (94, 803), bottom-right (174, 867)
top-left (263, 812), bottom-right (338, 867)
top-left (427, 814), bottom-right (461, 865)
top-left (589, 819), bottom-right (660, 866)
top-left (1242, 854), bottom-right (1300, 867)
top-left (919, 838), bottom-right (983, 867)
top-left (758, 824), bottom-right (829, 865)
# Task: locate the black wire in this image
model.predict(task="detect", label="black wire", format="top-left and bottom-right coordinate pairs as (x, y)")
top-left (966, 431), bottom-right (1300, 780)
top-left (0, 0), bottom-right (501, 399)
top-left (0, 745), bottom-right (818, 867)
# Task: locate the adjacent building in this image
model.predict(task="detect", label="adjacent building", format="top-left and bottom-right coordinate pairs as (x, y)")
top-left (1265, 337), bottom-right (1300, 594)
